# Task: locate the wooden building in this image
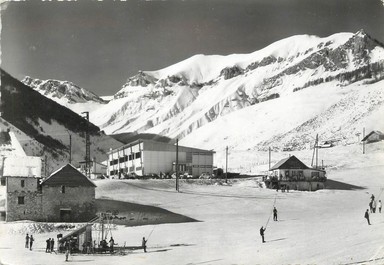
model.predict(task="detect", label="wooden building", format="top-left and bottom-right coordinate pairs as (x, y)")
top-left (361, 130), bottom-right (384, 144)
top-left (268, 155), bottom-right (326, 191)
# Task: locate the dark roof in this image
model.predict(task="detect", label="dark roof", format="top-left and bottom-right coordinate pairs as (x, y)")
top-left (41, 164), bottom-right (96, 187)
top-left (361, 131), bottom-right (384, 141)
top-left (270, 155), bottom-right (309, 171)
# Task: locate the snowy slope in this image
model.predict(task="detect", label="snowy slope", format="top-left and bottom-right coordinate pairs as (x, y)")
top-left (91, 30), bottom-right (384, 154)
top-left (0, 142), bottom-right (383, 265)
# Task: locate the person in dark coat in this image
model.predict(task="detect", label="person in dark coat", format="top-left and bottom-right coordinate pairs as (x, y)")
top-left (260, 226), bottom-right (266, 243)
top-left (46, 238), bottom-right (51, 253)
top-left (25, 234), bottom-right (29, 248)
top-left (29, 235), bottom-right (34, 250)
top-left (142, 237), bottom-right (147, 252)
top-left (369, 201), bottom-right (373, 213)
top-left (364, 209), bottom-right (371, 225)
top-left (273, 207), bottom-right (278, 221)
top-left (64, 240), bottom-right (70, 261)
top-left (109, 237), bottom-right (114, 253)
top-left (50, 238), bottom-right (55, 253)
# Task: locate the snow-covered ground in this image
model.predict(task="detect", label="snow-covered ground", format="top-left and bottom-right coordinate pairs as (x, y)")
top-left (0, 142), bottom-right (384, 265)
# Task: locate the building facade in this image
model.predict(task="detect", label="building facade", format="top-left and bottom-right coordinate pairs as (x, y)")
top-left (268, 155), bottom-right (326, 191)
top-left (108, 140), bottom-right (215, 178)
top-left (5, 163), bottom-right (96, 222)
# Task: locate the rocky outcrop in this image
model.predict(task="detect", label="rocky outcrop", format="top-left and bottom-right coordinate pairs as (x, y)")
top-left (220, 66), bottom-right (244, 80)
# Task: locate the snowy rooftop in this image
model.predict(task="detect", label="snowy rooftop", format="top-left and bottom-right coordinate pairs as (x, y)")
top-left (2, 156), bottom-right (42, 178)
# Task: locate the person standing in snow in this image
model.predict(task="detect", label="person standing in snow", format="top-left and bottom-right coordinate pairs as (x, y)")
top-left (46, 238), bottom-right (51, 253)
top-left (25, 234), bottom-right (29, 249)
top-left (371, 194), bottom-right (375, 201)
top-left (369, 201), bottom-right (373, 213)
top-left (64, 240), bottom-right (70, 262)
top-left (273, 207), bottom-right (278, 221)
top-left (142, 237), bottom-right (147, 252)
top-left (109, 237), bottom-right (114, 253)
top-left (50, 238), bottom-right (55, 253)
top-left (372, 200), bottom-right (377, 213)
top-left (378, 200), bottom-right (382, 213)
top-left (364, 209), bottom-right (371, 225)
top-left (260, 226), bottom-right (266, 243)
top-left (29, 235), bottom-right (34, 250)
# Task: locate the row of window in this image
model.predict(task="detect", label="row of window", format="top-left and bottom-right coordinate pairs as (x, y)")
top-left (110, 152), bottom-right (142, 166)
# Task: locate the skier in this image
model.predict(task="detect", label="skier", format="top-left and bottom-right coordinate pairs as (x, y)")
top-left (372, 200), bottom-right (377, 213)
top-left (364, 209), bottom-right (371, 225)
top-left (369, 201), bottom-right (373, 213)
top-left (29, 235), bottom-right (34, 250)
top-left (378, 200), bottom-right (382, 213)
top-left (260, 226), bottom-right (266, 243)
top-left (25, 234), bottom-right (29, 248)
top-left (371, 194), bottom-right (375, 201)
top-left (142, 237), bottom-right (147, 252)
top-left (273, 207), bottom-right (278, 221)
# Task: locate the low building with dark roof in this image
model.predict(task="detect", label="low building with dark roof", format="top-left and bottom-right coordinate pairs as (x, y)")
top-left (268, 155), bottom-right (326, 191)
top-left (41, 164), bottom-right (97, 222)
top-left (361, 130), bottom-right (384, 144)
top-left (5, 163), bottom-right (96, 222)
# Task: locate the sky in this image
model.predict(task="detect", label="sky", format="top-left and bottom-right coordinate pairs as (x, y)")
top-left (1, 0), bottom-right (384, 96)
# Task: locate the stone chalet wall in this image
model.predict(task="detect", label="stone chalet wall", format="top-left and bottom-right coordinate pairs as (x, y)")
top-left (41, 185), bottom-right (96, 222)
top-left (6, 177), bottom-right (43, 221)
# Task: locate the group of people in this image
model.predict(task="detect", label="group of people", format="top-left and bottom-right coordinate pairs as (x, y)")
top-left (25, 234), bottom-right (34, 250)
top-left (364, 194), bottom-right (382, 225)
top-left (45, 238), bottom-right (55, 253)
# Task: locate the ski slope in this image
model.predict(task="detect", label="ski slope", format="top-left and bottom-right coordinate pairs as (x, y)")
top-left (0, 142), bottom-right (384, 265)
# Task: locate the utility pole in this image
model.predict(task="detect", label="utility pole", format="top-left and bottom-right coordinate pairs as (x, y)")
top-left (363, 128), bottom-right (366, 153)
top-left (225, 146), bottom-right (228, 183)
top-left (176, 139), bottom-right (179, 192)
top-left (268, 147), bottom-right (271, 170)
top-left (82, 111), bottom-right (90, 178)
top-left (69, 133), bottom-right (72, 164)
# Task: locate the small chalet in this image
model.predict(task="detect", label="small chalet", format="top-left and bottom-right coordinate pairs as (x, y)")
top-left (5, 163), bottom-right (97, 222)
top-left (41, 164), bottom-right (97, 222)
top-left (268, 155), bottom-right (326, 191)
top-left (361, 131), bottom-right (384, 144)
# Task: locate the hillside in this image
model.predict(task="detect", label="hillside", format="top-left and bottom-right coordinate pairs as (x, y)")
top-left (0, 69), bottom-right (122, 173)
top-left (90, 30), bottom-right (384, 153)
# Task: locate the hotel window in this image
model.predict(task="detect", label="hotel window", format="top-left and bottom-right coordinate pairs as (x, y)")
top-left (21, 180), bottom-right (25, 188)
top-left (18, 196), bottom-right (25, 205)
top-left (61, 185), bottom-right (66, 193)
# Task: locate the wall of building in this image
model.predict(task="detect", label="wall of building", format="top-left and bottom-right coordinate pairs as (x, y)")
top-left (273, 169), bottom-right (325, 181)
top-left (107, 141), bottom-right (214, 178)
top-left (6, 177), bottom-right (43, 221)
top-left (41, 186), bottom-right (96, 222)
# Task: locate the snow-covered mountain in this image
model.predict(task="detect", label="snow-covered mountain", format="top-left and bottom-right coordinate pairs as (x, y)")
top-left (22, 76), bottom-right (108, 114)
top-left (91, 30), bottom-right (384, 157)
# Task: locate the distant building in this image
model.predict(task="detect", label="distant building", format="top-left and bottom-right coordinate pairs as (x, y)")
top-left (78, 158), bottom-right (108, 179)
top-left (361, 130), bottom-right (384, 144)
top-left (5, 163), bottom-right (96, 222)
top-left (108, 139), bottom-right (215, 178)
top-left (268, 155), bottom-right (326, 191)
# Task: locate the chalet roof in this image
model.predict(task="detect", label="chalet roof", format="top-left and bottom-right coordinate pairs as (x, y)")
top-left (270, 155), bottom-right (309, 171)
top-left (41, 164), bottom-right (96, 187)
top-left (361, 130), bottom-right (384, 141)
